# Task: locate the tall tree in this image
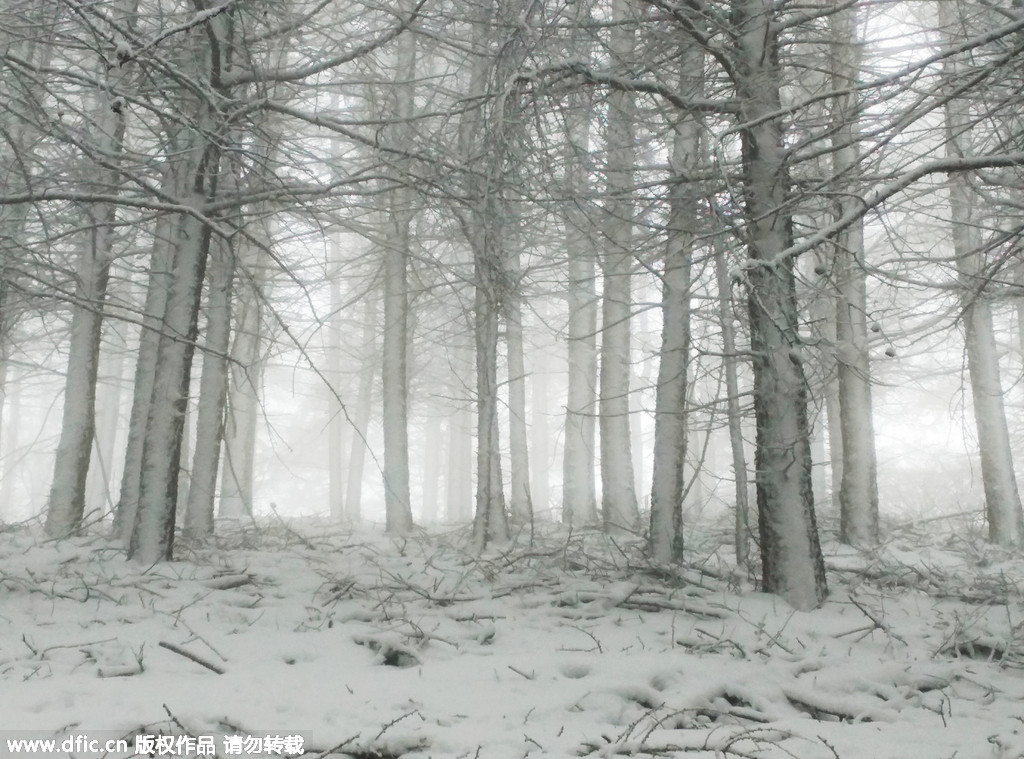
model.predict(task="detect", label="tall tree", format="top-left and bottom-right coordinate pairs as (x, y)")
top-left (458, 0), bottom-right (543, 547)
top-left (183, 234), bottom-right (234, 540)
top-left (830, 2), bottom-right (879, 547)
top-left (599, 0), bottom-right (640, 534)
top-left (45, 0), bottom-right (136, 537)
top-left (128, 1), bottom-right (233, 562)
top-left (940, 0), bottom-right (1024, 546)
top-left (561, 70), bottom-right (600, 528)
top-left (378, 5), bottom-right (418, 535)
top-left (733, 0), bottom-right (827, 608)
top-left (649, 53), bottom-right (704, 564)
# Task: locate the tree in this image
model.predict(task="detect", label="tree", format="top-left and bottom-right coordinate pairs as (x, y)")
top-left (377, 5), bottom-right (418, 535)
top-left (457, 0), bottom-right (544, 547)
top-left (44, 0), bottom-right (136, 537)
top-left (561, 18), bottom-right (601, 529)
top-left (182, 234), bottom-right (233, 540)
top-left (598, 0), bottom-right (641, 535)
top-left (940, 0), bottom-right (1024, 546)
top-left (829, 2), bottom-right (880, 547)
top-left (733, 0), bottom-right (827, 608)
top-left (649, 52), bottom-right (704, 564)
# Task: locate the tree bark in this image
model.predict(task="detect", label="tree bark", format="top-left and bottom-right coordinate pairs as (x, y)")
top-left (562, 95), bottom-right (600, 529)
top-left (327, 232), bottom-right (347, 522)
top-left (113, 199), bottom-right (176, 542)
top-left (530, 352), bottom-right (551, 519)
top-left (831, 3), bottom-right (879, 547)
top-left (129, 166), bottom-right (217, 562)
top-left (714, 242), bottom-right (751, 567)
top-left (445, 405), bottom-right (474, 523)
top-left (45, 54), bottom-right (128, 537)
top-left (506, 286), bottom-right (534, 524)
top-left (649, 54), bottom-right (702, 564)
top-left (599, 0), bottom-right (640, 535)
top-left (86, 325), bottom-right (127, 515)
top-left (734, 0), bottom-right (827, 609)
top-left (183, 236), bottom-right (233, 541)
top-left (379, 7), bottom-right (418, 535)
top-left (218, 260), bottom-right (265, 520)
top-left (421, 414), bottom-right (444, 524)
top-left (127, 2), bottom-right (232, 561)
top-left (344, 297), bottom-right (378, 523)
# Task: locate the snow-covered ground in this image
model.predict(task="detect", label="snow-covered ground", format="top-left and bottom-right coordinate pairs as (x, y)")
top-left (1, 517), bottom-right (1023, 759)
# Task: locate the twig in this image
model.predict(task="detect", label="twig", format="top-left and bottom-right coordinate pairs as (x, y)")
top-left (507, 664), bottom-right (535, 680)
top-left (158, 641), bottom-right (225, 674)
top-left (373, 710), bottom-right (422, 742)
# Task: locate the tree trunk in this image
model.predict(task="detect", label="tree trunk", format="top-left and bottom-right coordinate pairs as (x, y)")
top-left (734, 0), bottom-right (826, 609)
top-left (218, 262), bottom-right (265, 520)
top-left (649, 55), bottom-right (702, 564)
top-left (831, 4), bottom-right (879, 547)
top-left (445, 406), bottom-right (474, 523)
top-left (327, 233), bottom-right (347, 522)
top-left (113, 176), bottom-right (178, 542)
top-left (382, 204), bottom-right (414, 533)
top-left (87, 326), bottom-right (127, 515)
top-left (379, 9), bottom-right (418, 535)
top-left (421, 414), bottom-right (443, 524)
top-left (941, 2), bottom-right (1024, 544)
top-left (562, 95), bottom-right (599, 528)
top-left (183, 237), bottom-right (233, 541)
top-left (530, 355), bottom-right (551, 519)
top-left (0, 376), bottom-right (20, 517)
top-left (44, 74), bottom-right (127, 537)
top-left (714, 242), bottom-right (751, 567)
top-left (127, 1), bottom-right (240, 562)
top-left (506, 288), bottom-right (533, 524)
top-left (129, 170), bottom-right (217, 562)
top-left (473, 268), bottom-right (509, 546)
top-left (599, 0), bottom-right (640, 534)
top-left (344, 297), bottom-right (378, 523)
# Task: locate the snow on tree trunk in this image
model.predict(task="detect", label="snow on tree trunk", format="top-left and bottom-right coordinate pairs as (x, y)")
top-left (129, 180), bottom-right (216, 562)
top-left (45, 87), bottom-right (126, 538)
top-left (649, 56), bottom-right (702, 564)
top-left (734, 0), bottom-right (826, 609)
top-left (183, 236), bottom-right (233, 541)
top-left (128, 7), bottom-right (230, 562)
top-left (114, 176), bottom-right (178, 543)
top-left (830, 3), bottom-right (879, 547)
top-left (599, 0), bottom-right (640, 535)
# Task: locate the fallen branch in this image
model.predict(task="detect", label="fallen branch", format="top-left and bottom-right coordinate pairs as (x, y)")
top-left (158, 641), bottom-right (225, 674)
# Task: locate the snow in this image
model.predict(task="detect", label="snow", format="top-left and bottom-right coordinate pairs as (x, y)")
top-left (2, 518), bottom-right (1023, 759)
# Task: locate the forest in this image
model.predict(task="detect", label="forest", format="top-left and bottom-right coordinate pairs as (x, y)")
top-left (1, 0), bottom-right (1023, 757)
